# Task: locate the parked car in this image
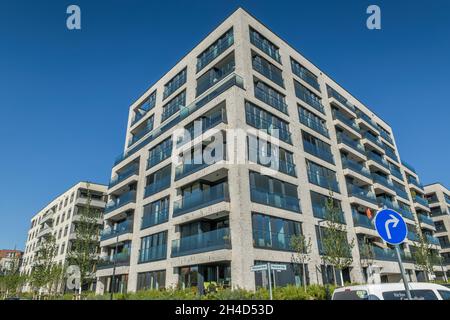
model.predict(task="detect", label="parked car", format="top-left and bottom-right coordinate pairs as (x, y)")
top-left (332, 283), bottom-right (450, 300)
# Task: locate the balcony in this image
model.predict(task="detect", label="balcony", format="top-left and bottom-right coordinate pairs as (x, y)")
top-left (367, 152), bottom-right (389, 170)
top-left (97, 252), bottom-right (130, 270)
top-left (380, 130), bottom-right (394, 145)
top-left (147, 146), bottom-right (173, 169)
top-left (254, 85), bottom-right (288, 114)
top-left (418, 213), bottom-right (434, 226)
top-left (401, 160), bottom-right (416, 173)
top-left (372, 173), bottom-right (395, 191)
top-left (197, 30), bottom-right (234, 72)
top-left (128, 121), bottom-right (154, 147)
top-left (250, 31), bottom-right (281, 63)
top-left (37, 226), bottom-right (52, 238)
top-left (109, 163), bottom-right (139, 188)
top-left (144, 177), bottom-right (171, 198)
top-left (294, 83), bottom-right (325, 114)
top-left (363, 132), bottom-right (384, 149)
top-left (253, 230), bottom-right (297, 251)
top-left (100, 220), bottom-right (133, 241)
top-left (414, 195), bottom-right (429, 207)
top-left (131, 96), bottom-right (156, 127)
top-left (291, 60), bottom-right (320, 91)
top-left (250, 187), bottom-right (301, 213)
top-left (370, 246), bottom-right (412, 262)
top-left (384, 149), bottom-right (399, 162)
top-left (105, 190), bottom-right (136, 214)
top-left (312, 204), bottom-right (346, 224)
top-left (398, 207), bottom-right (415, 220)
top-left (347, 185), bottom-right (377, 204)
top-left (426, 234), bottom-right (440, 246)
top-left (352, 211), bottom-right (374, 229)
top-left (164, 70), bottom-right (187, 100)
top-left (141, 207), bottom-right (169, 230)
top-left (248, 145), bottom-right (296, 177)
top-left (138, 244), bottom-right (167, 263)
top-left (390, 165), bottom-right (403, 180)
top-left (113, 73), bottom-right (244, 167)
top-left (394, 186), bottom-right (409, 201)
top-left (303, 140), bottom-right (334, 164)
top-left (333, 110), bottom-right (360, 132)
top-left (175, 150), bottom-right (225, 181)
top-left (197, 60), bottom-right (235, 96)
top-left (173, 182), bottom-right (229, 217)
top-left (171, 228), bottom-right (231, 257)
top-left (408, 177), bottom-right (424, 190)
top-left (252, 57), bottom-right (284, 88)
top-left (307, 169), bottom-right (340, 193)
top-left (378, 198), bottom-right (400, 211)
top-left (356, 111), bottom-right (379, 131)
top-left (327, 87), bottom-right (356, 114)
top-left (299, 113), bottom-right (329, 137)
top-left (246, 110), bottom-right (292, 144)
top-left (337, 134), bottom-right (365, 154)
top-left (407, 231), bottom-right (419, 242)
top-left (341, 158), bottom-right (371, 179)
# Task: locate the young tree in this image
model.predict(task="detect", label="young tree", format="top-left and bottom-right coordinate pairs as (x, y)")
top-left (320, 193), bottom-right (355, 285)
top-left (0, 252), bottom-right (27, 298)
top-left (30, 234), bottom-right (59, 299)
top-left (358, 236), bottom-right (375, 283)
top-left (411, 226), bottom-right (434, 281)
top-left (68, 182), bottom-right (101, 298)
top-left (290, 234), bottom-right (312, 291)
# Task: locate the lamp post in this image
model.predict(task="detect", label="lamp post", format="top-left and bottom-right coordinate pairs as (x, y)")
top-left (110, 232), bottom-right (119, 301)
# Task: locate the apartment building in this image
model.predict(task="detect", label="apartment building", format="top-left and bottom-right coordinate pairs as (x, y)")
top-left (95, 8), bottom-right (445, 294)
top-left (0, 249), bottom-right (23, 275)
top-left (424, 183), bottom-right (450, 276)
top-left (21, 182), bottom-right (107, 291)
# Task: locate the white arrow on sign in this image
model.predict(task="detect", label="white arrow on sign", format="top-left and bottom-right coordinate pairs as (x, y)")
top-left (384, 214), bottom-right (400, 239)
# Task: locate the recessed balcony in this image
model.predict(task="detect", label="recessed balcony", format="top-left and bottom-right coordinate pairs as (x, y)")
top-left (171, 227), bottom-right (231, 257)
top-left (105, 190), bottom-right (136, 214)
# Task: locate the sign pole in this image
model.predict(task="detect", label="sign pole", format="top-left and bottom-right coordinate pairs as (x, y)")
top-left (267, 263), bottom-right (273, 300)
top-left (394, 244), bottom-right (412, 300)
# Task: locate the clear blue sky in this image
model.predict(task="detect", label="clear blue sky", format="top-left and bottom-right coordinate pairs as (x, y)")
top-left (1, 0), bottom-right (449, 250)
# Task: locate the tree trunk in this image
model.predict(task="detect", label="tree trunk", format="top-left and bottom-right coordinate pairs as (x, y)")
top-left (302, 263), bottom-right (307, 292)
top-left (332, 266), bottom-right (337, 286)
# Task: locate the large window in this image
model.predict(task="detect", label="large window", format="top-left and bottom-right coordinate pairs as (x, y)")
top-left (161, 91), bottom-right (186, 122)
top-left (249, 27), bottom-right (281, 63)
top-left (139, 231), bottom-right (167, 263)
top-left (298, 106), bottom-right (329, 137)
top-left (148, 137), bottom-right (173, 168)
top-left (290, 58), bottom-right (320, 91)
top-left (252, 213), bottom-right (302, 251)
top-left (163, 68), bottom-right (187, 99)
top-left (197, 28), bottom-right (234, 72)
top-left (306, 160), bottom-right (339, 193)
top-left (137, 270), bottom-right (166, 291)
top-left (302, 131), bottom-right (334, 164)
top-left (294, 80), bottom-right (324, 113)
top-left (252, 53), bottom-right (284, 88)
top-left (141, 196), bottom-right (170, 230)
top-left (254, 79), bottom-right (288, 114)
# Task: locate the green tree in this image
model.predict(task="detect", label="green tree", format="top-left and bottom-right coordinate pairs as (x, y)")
top-left (0, 252), bottom-right (27, 299)
top-left (290, 234), bottom-right (312, 292)
top-left (68, 182), bottom-right (101, 298)
top-left (320, 193), bottom-right (355, 285)
top-left (358, 235), bottom-right (375, 282)
top-left (30, 234), bottom-right (59, 299)
top-left (411, 225), bottom-right (434, 281)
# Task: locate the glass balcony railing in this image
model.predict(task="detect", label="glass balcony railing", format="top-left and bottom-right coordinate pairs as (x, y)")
top-left (100, 220), bottom-right (133, 241)
top-left (341, 158), bottom-right (371, 179)
top-left (408, 177), bottom-right (424, 189)
top-left (253, 230), bottom-right (297, 251)
top-left (415, 196), bottom-right (429, 207)
top-left (109, 163), bottom-right (139, 188)
top-left (401, 160), bottom-right (417, 174)
top-left (97, 252), bottom-right (130, 270)
top-left (113, 73), bottom-right (244, 167)
top-left (377, 198), bottom-right (400, 211)
top-left (356, 111), bottom-right (379, 130)
top-left (380, 130), bottom-right (394, 145)
top-left (144, 177), bottom-right (171, 198)
top-left (363, 132), bottom-right (383, 148)
top-left (352, 211), bottom-right (374, 229)
top-left (147, 146), bottom-right (173, 169)
top-left (384, 149), bottom-right (399, 162)
top-left (407, 231), bottom-right (419, 242)
top-left (164, 72), bottom-right (187, 100)
top-left (252, 58), bottom-right (284, 88)
top-left (307, 170), bottom-right (340, 193)
top-left (295, 87), bottom-right (325, 114)
top-left (197, 62), bottom-right (235, 96)
top-left (372, 173), bottom-right (395, 190)
top-left (129, 122), bottom-right (154, 147)
top-left (303, 140), bottom-right (334, 164)
top-left (390, 166), bottom-right (403, 180)
top-left (426, 234), bottom-right (440, 246)
top-left (369, 246), bottom-right (412, 262)
top-left (299, 114), bottom-right (329, 137)
top-left (131, 98), bottom-right (156, 126)
top-left (250, 33), bottom-right (281, 63)
top-left (327, 87), bottom-right (356, 113)
top-left (250, 187), bottom-right (301, 213)
top-left (367, 152), bottom-right (389, 169)
top-left (333, 111), bottom-right (360, 131)
top-left (312, 204), bottom-right (346, 224)
top-left (105, 191), bottom-right (136, 214)
top-left (248, 146), bottom-right (296, 177)
top-left (395, 186), bottom-right (409, 200)
top-left (347, 185), bottom-right (377, 204)
top-left (141, 207), bottom-right (169, 230)
top-left (418, 213), bottom-right (434, 226)
top-left (291, 62), bottom-right (320, 91)
top-left (197, 32), bottom-right (234, 72)
top-left (171, 228), bottom-right (231, 257)
top-left (138, 244), bottom-right (167, 263)
top-left (398, 207), bottom-right (415, 220)
top-left (175, 151), bottom-right (225, 180)
top-left (254, 86), bottom-right (288, 114)
top-left (173, 182), bottom-right (230, 217)
top-left (337, 134), bottom-right (365, 154)
top-left (246, 111), bottom-right (292, 144)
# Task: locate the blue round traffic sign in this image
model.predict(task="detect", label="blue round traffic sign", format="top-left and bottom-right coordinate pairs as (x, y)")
top-left (374, 209), bottom-right (407, 245)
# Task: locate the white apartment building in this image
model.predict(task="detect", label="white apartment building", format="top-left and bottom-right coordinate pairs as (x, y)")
top-left (21, 181), bottom-right (107, 291)
top-left (96, 8), bottom-right (445, 294)
top-left (425, 183), bottom-right (450, 275)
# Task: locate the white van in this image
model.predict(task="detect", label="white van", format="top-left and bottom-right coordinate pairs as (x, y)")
top-left (332, 283), bottom-right (450, 300)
